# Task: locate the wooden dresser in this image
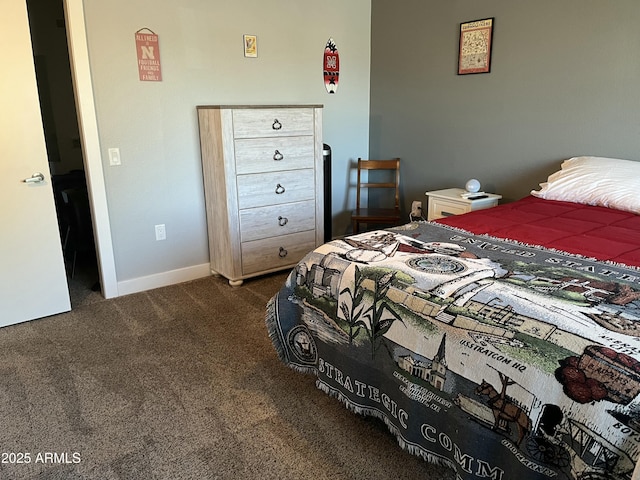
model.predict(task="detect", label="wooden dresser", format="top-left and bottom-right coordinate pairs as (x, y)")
top-left (197, 105), bottom-right (324, 286)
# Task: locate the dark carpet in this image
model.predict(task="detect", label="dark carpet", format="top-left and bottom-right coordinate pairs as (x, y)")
top-left (0, 272), bottom-right (455, 479)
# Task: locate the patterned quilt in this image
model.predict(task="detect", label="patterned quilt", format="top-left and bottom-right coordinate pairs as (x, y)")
top-left (265, 222), bottom-right (640, 480)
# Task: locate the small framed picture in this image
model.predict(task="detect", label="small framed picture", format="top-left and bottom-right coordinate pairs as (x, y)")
top-left (458, 18), bottom-right (494, 75)
top-left (243, 34), bottom-right (257, 58)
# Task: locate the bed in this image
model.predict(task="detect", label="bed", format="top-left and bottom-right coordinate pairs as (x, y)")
top-left (265, 156), bottom-right (640, 480)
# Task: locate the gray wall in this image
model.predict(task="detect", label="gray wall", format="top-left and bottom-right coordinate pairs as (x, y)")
top-left (82, 0), bottom-right (371, 287)
top-left (370, 0), bottom-right (640, 209)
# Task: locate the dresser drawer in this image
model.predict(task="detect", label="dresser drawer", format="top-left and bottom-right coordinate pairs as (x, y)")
top-left (232, 108), bottom-right (314, 138)
top-left (237, 169), bottom-right (315, 210)
top-left (235, 136), bottom-right (314, 174)
top-left (239, 200), bottom-right (315, 242)
top-left (242, 231), bottom-right (316, 275)
top-left (428, 198), bottom-right (470, 220)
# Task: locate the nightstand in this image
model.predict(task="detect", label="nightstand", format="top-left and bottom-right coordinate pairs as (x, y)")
top-left (425, 188), bottom-right (501, 221)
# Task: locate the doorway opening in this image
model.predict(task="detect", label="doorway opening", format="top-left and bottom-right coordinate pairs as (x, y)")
top-left (26, 0), bottom-right (101, 307)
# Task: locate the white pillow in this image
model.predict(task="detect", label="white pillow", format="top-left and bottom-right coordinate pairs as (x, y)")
top-left (531, 156), bottom-right (640, 213)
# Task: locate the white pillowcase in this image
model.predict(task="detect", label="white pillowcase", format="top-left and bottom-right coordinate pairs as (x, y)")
top-left (531, 156), bottom-right (640, 214)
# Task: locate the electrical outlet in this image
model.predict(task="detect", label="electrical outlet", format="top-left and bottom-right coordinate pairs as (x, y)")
top-left (411, 200), bottom-right (422, 217)
top-left (155, 224), bottom-right (166, 241)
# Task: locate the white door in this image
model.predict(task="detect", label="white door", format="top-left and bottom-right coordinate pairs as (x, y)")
top-left (0, 0), bottom-right (71, 325)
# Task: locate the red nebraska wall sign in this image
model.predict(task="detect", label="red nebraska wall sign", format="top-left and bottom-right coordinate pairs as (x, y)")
top-left (135, 28), bottom-right (162, 82)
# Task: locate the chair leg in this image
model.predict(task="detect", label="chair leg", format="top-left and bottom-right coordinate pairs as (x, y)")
top-left (71, 250), bottom-right (77, 279)
top-left (352, 219), bottom-right (359, 234)
top-left (63, 225), bottom-right (70, 251)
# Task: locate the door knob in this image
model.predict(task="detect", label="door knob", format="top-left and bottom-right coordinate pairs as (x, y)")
top-left (23, 172), bottom-right (45, 184)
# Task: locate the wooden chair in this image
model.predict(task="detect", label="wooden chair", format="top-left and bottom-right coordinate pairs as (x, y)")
top-left (351, 158), bottom-right (401, 234)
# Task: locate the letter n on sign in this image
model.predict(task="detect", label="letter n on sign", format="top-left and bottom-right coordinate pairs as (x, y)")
top-left (135, 28), bottom-right (162, 82)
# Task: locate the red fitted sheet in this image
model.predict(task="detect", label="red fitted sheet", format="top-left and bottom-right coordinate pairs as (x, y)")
top-left (436, 195), bottom-right (640, 267)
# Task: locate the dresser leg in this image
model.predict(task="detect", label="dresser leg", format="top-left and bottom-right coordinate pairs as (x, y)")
top-left (228, 279), bottom-right (244, 287)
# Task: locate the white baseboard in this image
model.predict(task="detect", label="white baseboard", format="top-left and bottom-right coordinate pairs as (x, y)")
top-left (116, 263), bottom-right (212, 297)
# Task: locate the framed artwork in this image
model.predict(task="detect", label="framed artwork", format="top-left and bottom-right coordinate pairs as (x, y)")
top-left (243, 34), bottom-right (257, 58)
top-left (457, 18), bottom-right (494, 75)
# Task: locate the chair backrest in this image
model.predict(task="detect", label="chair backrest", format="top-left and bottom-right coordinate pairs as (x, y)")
top-left (355, 158), bottom-right (400, 210)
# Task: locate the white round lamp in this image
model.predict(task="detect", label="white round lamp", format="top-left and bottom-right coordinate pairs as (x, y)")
top-left (465, 178), bottom-right (481, 193)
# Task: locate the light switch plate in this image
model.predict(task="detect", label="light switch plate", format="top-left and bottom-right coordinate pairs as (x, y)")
top-left (108, 147), bottom-right (121, 166)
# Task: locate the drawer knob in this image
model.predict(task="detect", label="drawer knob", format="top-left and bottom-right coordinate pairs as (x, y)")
top-left (278, 216), bottom-right (288, 226)
top-left (278, 247), bottom-right (288, 258)
top-left (272, 119), bottom-right (282, 130)
top-left (275, 183), bottom-right (285, 194)
top-left (273, 150), bottom-right (284, 161)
